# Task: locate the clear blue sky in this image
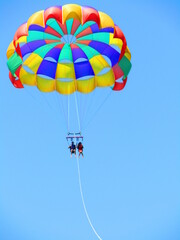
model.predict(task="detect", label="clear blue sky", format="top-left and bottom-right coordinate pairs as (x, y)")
top-left (0, 0), bottom-right (180, 240)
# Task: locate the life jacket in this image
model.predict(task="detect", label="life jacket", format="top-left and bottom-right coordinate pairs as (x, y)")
top-left (71, 144), bottom-right (75, 150)
top-left (78, 144), bottom-right (83, 151)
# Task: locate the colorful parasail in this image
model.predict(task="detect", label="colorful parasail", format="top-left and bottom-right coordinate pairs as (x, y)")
top-left (6, 4), bottom-right (132, 95)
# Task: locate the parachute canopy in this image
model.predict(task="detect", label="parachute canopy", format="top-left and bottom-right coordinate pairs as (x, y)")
top-left (7, 4), bottom-right (132, 94)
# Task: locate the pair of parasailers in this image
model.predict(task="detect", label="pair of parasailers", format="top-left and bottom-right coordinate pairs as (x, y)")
top-left (68, 141), bottom-right (84, 158)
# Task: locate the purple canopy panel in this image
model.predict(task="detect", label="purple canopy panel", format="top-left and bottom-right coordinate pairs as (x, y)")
top-left (28, 25), bottom-right (45, 32)
top-left (90, 24), bottom-right (99, 33)
top-left (99, 27), bottom-right (114, 33)
top-left (89, 41), bottom-right (120, 66)
top-left (21, 40), bottom-right (46, 57)
top-left (45, 48), bottom-right (62, 62)
top-left (74, 61), bottom-right (94, 79)
top-left (37, 59), bottom-right (57, 78)
top-left (72, 47), bottom-right (88, 62)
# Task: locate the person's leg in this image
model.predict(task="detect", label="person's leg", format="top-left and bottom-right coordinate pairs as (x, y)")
top-left (80, 150), bottom-right (83, 157)
top-left (71, 149), bottom-right (73, 157)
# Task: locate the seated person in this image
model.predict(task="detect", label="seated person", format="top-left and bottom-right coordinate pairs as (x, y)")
top-left (77, 142), bottom-right (84, 158)
top-left (69, 141), bottom-right (76, 157)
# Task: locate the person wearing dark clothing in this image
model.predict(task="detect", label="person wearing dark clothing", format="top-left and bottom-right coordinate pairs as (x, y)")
top-left (69, 141), bottom-right (76, 157)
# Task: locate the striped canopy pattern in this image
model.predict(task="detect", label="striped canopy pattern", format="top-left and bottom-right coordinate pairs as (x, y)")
top-left (7, 4), bottom-right (132, 94)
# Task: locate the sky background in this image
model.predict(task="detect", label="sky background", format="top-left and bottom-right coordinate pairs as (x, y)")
top-left (0, 0), bottom-right (180, 240)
